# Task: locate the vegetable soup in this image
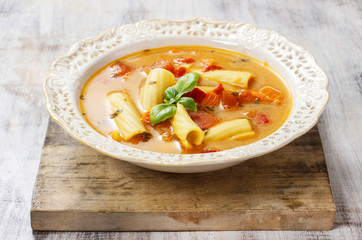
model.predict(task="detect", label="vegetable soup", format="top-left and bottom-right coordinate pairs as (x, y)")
top-left (80, 46), bottom-right (292, 154)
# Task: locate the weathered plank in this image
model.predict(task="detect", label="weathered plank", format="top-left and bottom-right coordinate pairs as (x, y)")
top-left (1, 0), bottom-right (361, 239)
top-left (31, 120), bottom-right (335, 231)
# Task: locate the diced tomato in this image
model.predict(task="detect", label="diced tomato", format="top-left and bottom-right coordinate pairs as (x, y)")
top-left (188, 110), bottom-right (220, 129)
top-left (174, 57), bottom-right (195, 64)
top-left (213, 83), bottom-right (225, 94)
top-left (238, 90), bottom-right (267, 104)
top-left (202, 149), bottom-right (220, 153)
top-left (141, 110), bottom-right (151, 125)
top-left (173, 66), bottom-right (187, 77)
top-left (151, 58), bottom-right (175, 73)
top-left (221, 90), bottom-right (239, 109)
top-left (255, 112), bottom-right (269, 124)
top-left (183, 88), bottom-right (207, 103)
top-left (110, 62), bottom-right (131, 76)
top-left (201, 91), bottom-right (220, 106)
top-left (202, 64), bottom-right (223, 72)
top-left (153, 119), bottom-right (175, 141)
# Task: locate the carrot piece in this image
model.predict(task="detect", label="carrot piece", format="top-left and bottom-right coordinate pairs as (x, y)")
top-left (238, 90), bottom-right (267, 104)
top-left (213, 83), bottom-right (225, 94)
top-left (201, 91), bottom-right (220, 106)
top-left (151, 58), bottom-right (175, 73)
top-left (188, 110), bottom-right (220, 129)
top-left (259, 86), bottom-right (283, 102)
top-left (221, 90), bottom-right (239, 109)
top-left (174, 57), bottom-right (195, 64)
top-left (110, 62), bottom-right (131, 76)
top-left (173, 66), bottom-right (187, 77)
top-left (141, 110), bottom-right (151, 125)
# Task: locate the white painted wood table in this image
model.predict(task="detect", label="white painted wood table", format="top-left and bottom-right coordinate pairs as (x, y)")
top-left (1, 0), bottom-right (361, 239)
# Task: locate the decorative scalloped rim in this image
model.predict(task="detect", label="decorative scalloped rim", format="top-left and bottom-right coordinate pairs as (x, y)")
top-left (44, 17), bottom-right (329, 167)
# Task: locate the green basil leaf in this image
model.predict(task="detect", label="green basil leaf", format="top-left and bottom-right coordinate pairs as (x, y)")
top-left (174, 72), bottom-right (199, 94)
top-left (178, 97), bottom-right (197, 111)
top-left (150, 103), bottom-right (177, 125)
top-left (164, 86), bottom-right (178, 103)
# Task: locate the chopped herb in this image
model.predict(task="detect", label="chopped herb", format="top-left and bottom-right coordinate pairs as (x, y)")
top-left (231, 91), bottom-right (239, 98)
top-left (148, 81), bottom-right (157, 85)
top-left (239, 58), bottom-right (250, 62)
top-left (232, 58), bottom-right (250, 63)
top-left (82, 112), bottom-right (87, 116)
top-left (110, 109), bottom-right (122, 119)
top-left (80, 95), bottom-right (85, 100)
top-left (254, 99), bottom-right (260, 104)
top-left (205, 106), bottom-right (215, 111)
top-left (141, 132), bottom-right (152, 142)
top-left (210, 50), bottom-right (215, 53)
top-left (143, 49), bottom-right (150, 53)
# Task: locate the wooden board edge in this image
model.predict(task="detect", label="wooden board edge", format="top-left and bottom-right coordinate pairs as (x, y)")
top-left (31, 209), bottom-right (336, 231)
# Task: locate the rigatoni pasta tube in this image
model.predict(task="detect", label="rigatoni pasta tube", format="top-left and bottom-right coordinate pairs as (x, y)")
top-left (171, 103), bottom-right (204, 149)
top-left (194, 69), bottom-right (253, 88)
top-left (204, 119), bottom-right (255, 142)
top-left (108, 92), bottom-right (148, 141)
top-left (140, 68), bottom-right (174, 110)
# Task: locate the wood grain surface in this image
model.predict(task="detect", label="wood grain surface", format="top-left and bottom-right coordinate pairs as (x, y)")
top-left (1, 0), bottom-right (361, 239)
top-left (31, 120), bottom-right (335, 231)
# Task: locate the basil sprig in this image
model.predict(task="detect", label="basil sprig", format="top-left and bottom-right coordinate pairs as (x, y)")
top-left (150, 72), bottom-right (199, 125)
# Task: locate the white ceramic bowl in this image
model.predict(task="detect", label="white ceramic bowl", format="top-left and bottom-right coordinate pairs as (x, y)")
top-left (44, 18), bottom-right (329, 173)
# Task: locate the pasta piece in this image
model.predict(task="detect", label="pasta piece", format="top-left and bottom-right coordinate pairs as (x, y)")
top-left (204, 119), bottom-right (255, 142)
top-left (140, 68), bottom-right (174, 110)
top-left (171, 103), bottom-right (204, 149)
top-left (108, 92), bottom-right (148, 141)
top-left (197, 85), bottom-right (239, 93)
top-left (193, 69), bottom-right (252, 88)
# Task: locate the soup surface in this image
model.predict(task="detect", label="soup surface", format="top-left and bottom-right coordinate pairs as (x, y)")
top-left (80, 46), bottom-right (292, 154)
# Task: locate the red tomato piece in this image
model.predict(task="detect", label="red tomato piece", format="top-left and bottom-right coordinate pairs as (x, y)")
top-left (201, 91), bottom-right (220, 106)
top-left (173, 66), bottom-right (187, 77)
top-left (183, 88), bottom-right (207, 103)
top-left (202, 149), bottom-right (220, 153)
top-left (110, 62), bottom-right (131, 76)
top-left (221, 90), bottom-right (239, 109)
top-left (202, 64), bottom-right (223, 72)
top-left (151, 58), bottom-right (175, 73)
top-left (255, 112), bottom-right (269, 124)
top-left (213, 83), bottom-right (225, 94)
top-left (188, 110), bottom-right (220, 129)
top-left (174, 57), bottom-right (195, 64)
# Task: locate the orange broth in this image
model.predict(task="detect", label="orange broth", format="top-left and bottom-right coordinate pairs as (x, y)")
top-left (80, 46), bottom-right (292, 154)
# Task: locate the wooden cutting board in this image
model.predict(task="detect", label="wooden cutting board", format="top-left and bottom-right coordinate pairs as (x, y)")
top-left (31, 119), bottom-right (335, 231)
